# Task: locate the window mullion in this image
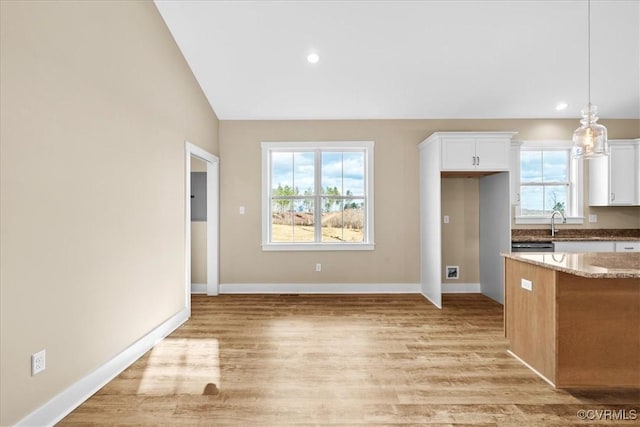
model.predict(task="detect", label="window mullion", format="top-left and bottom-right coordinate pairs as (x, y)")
top-left (314, 150), bottom-right (321, 243)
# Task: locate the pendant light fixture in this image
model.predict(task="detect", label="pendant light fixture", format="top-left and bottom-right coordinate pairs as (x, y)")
top-left (572, 0), bottom-right (608, 159)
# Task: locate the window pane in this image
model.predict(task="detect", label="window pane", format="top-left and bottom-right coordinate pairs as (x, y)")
top-left (322, 199), bottom-right (343, 242)
top-left (292, 199), bottom-right (314, 242)
top-left (343, 199), bottom-right (364, 242)
top-left (294, 152), bottom-right (314, 195)
top-left (271, 152), bottom-right (293, 192)
top-left (321, 198), bottom-right (364, 242)
top-left (271, 200), bottom-right (293, 242)
top-left (343, 152), bottom-right (365, 196)
top-left (321, 152), bottom-right (342, 195)
top-left (542, 151), bottom-right (568, 183)
top-left (520, 186), bottom-right (543, 216)
top-left (544, 185), bottom-right (567, 213)
top-left (520, 151), bottom-right (542, 183)
top-left (272, 199), bottom-right (315, 242)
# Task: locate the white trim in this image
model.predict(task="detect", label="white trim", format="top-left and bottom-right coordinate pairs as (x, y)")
top-left (16, 308), bottom-right (189, 427)
top-left (262, 140), bottom-right (375, 150)
top-left (186, 142), bottom-right (220, 297)
top-left (515, 216), bottom-right (584, 225)
top-left (262, 243), bottom-right (375, 251)
top-left (219, 282), bottom-right (420, 294)
top-left (425, 131), bottom-right (518, 142)
top-left (190, 283), bottom-right (207, 294)
top-left (442, 282), bottom-right (481, 293)
top-left (507, 350), bottom-right (556, 388)
top-left (261, 141), bottom-right (374, 251)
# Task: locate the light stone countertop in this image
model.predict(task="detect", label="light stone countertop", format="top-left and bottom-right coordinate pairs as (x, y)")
top-left (502, 252), bottom-right (640, 279)
top-left (511, 228), bottom-right (640, 242)
top-left (511, 235), bottom-right (640, 242)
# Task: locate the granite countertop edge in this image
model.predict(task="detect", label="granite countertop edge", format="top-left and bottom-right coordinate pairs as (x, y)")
top-left (502, 252), bottom-right (640, 279)
top-left (512, 236), bottom-right (640, 242)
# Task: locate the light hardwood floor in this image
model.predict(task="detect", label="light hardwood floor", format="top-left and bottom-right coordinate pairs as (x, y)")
top-left (60, 294), bottom-right (639, 425)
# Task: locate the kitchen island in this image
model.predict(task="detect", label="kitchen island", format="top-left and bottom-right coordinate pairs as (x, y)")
top-left (502, 252), bottom-right (640, 388)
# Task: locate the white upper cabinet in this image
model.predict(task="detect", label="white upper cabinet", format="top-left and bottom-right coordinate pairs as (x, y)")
top-left (440, 133), bottom-right (514, 171)
top-left (589, 139), bottom-right (639, 206)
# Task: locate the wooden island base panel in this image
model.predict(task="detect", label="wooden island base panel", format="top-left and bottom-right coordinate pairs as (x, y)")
top-left (503, 252), bottom-right (640, 388)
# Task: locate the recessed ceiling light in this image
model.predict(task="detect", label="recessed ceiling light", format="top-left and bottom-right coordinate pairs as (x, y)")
top-left (307, 53), bottom-right (319, 64)
top-left (555, 102), bottom-right (568, 111)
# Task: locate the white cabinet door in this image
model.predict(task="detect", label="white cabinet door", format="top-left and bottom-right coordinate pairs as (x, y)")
top-left (554, 241), bottom-right (615, 252)
top-left (441, 138), bottom-right (476, 170)
top-left (609, 145), bottom-right (636, 205)
top-left (441, 137), bottom-right (510, 171)
top-left (475, 138), bottom-right (510, 171)
top-left (588, 155), bottom-right (609, 206)
top-left (615, 241), bottom-right (640, 252)
top-left (589, 140), bottom-right (639, 206)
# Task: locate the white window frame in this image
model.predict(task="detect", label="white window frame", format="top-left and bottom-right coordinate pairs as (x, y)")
top-left (261, 141), bottom-right (375, 251)
top-left (513, 141), bottom-right (584, 225)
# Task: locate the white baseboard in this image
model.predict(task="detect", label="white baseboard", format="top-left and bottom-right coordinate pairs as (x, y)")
top-left (442, 282), bottom-right (481, 293)
top-left (219, 282), bottom-right (420, 294)
top-left (191, 283), bottom-right (207, 294)
top-left (16, 307), bottom-right (190, 427)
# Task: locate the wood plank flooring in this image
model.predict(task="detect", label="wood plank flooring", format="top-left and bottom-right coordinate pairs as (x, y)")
top-left (60, 294), bottom-right (639, 425)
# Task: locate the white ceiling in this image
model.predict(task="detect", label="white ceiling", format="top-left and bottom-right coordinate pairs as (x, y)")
top-left (155, 0), bottom-right (640, 120)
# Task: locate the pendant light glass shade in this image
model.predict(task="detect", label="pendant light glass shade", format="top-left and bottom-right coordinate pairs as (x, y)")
top-left (572, 103), bottom-right (608, 158)
top-left (571, 0), bottom-right (608, 159)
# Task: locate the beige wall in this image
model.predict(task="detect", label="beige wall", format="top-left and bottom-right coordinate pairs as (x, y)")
top-left (0, 1), bottom-right (218, 425)
top-left (441, 178), bottom-right (480, 284)
top-left (219, 119), bottom-right (638, 286)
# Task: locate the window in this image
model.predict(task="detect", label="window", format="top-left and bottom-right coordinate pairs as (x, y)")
top-left (514, 141), bottom-right (583, 224)
top-left (262, 141), bottom-right (374, 250)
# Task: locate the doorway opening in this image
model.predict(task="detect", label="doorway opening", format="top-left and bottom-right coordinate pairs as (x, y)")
top-left (185, 142), bottom-right (219, 311)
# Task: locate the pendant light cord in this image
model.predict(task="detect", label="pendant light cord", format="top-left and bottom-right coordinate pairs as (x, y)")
top-left (588, 0), bottom-right (591, 106)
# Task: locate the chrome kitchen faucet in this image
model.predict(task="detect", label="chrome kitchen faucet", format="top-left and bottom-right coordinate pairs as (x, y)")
top-left (551, 210), bottom-right (566, 237)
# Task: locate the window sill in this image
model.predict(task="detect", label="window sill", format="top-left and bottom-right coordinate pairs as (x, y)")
top-left (514, 216), bottom-right (584, 225)
top-left (262, 242), bottom-right (375, 251)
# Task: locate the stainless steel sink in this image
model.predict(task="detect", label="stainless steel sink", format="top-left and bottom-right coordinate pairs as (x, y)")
top-left (511, 241), bottom-right (555, 252)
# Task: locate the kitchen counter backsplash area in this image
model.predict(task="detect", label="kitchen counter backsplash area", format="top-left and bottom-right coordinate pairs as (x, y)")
top-left (512, 228), bottom-right (640, 242)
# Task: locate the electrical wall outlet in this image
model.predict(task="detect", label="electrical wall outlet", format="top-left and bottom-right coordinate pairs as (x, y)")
top-left (315, 263), bottom-right (322, 272)
top-left (31, 349), bottom-right (46, 376)
top-left (239, 206), bottom-right (245, 215)
top-left (443, 215), bottom-right (450, 224)
top-left (521, 279), bottom-right (533, 292)
top-left (589, 214), bottom-right (597, 223)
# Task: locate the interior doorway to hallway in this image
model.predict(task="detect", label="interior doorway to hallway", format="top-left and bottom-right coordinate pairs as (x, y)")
top-left (185, 142), bottom-right (219, 310)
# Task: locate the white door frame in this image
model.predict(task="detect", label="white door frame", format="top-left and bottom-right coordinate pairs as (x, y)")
top-left (185, 142), bottom-right (219, 307)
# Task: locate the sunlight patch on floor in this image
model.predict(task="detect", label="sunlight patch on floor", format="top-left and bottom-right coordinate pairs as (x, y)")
top-left (136, 338), bottom-right (220, 395)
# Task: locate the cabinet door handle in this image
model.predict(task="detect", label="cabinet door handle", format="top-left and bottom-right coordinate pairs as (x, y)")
top-left (611, 192), bottom-right (615, 201)
top-left (472, 156), bottom-right (476, 165)
top-left (477, 156), bottom-right (480, 165)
